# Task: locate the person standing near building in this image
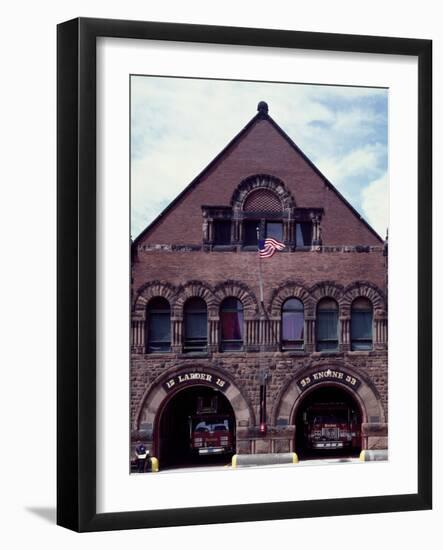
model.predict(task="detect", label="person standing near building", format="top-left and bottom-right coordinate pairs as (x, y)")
top-left (135, 440), bottom-right (150, 473)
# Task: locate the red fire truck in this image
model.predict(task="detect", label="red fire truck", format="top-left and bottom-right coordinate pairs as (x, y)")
top-left (188, 395), bottom-right (235, 456)
top-left (188, 416), bottom-right (234, 456)
top-left (303, 403), bottom-right (360, 450)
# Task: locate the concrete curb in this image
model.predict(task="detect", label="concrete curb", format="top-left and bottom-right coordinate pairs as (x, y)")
top-left (359, 449), bottom-right (388, 462)
top-left (232, 452), bottom-right (298, 467)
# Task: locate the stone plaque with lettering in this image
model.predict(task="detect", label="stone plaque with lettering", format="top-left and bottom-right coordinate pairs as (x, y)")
top-left (162, 371), bottom-right (230, 393)
top-left (297, 368), bottom-right (361, 392)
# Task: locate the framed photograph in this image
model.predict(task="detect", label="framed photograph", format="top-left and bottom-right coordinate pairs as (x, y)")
top-left (57, 17), bottom-right (432, 532)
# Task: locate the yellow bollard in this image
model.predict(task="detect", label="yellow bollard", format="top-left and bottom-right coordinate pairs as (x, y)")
top-left (359, 450), bottom-right (366, 462)
top-left (292, 452), bottom-right (299, 464)
top-left (231, 454), bottom-right (238, 468)
top-left (150, 456), bottom-right (159, 472)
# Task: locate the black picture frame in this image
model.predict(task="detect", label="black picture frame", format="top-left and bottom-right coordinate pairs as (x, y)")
top-left (57, 17), bottom-right (432, 532)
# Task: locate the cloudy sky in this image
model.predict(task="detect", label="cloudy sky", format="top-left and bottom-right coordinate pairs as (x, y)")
top-left (131, 76), bottom-right (388, 239)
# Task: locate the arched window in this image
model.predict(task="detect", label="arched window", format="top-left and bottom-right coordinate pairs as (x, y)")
top-left (281, 298), bottom-right (304, 350)
top-left (220, 298), bottom-right (244, 351)
top-left (242, 188), bottom-right (283, 247)
top-left (146, 297), bottom-right (171, 353)
top-left (316, 298), bottom-right (339, 351)
top-left (184, 298), bottom-right (208, 352)
top-left (351, 297), bottom-right (373, 350)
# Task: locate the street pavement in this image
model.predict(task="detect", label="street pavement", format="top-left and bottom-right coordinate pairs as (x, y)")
top-left (156, 456), bottom-right (362, 474)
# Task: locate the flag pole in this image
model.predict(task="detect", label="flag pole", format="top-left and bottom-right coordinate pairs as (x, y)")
top-left (257, 226), bottom-right (265, 312)
top-left (257, 226), bottom-right (267, 434)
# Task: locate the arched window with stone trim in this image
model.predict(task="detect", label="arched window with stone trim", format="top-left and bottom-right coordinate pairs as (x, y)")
top-left (242, 187), bottom-right (284, 248)
top-left (351, 297), bottom-right (373, 350)
top-left (146, 297), bottom-right (171, 353)
top-left (316, 298), bottom-right (339, 351)
top-left (184, 297), bottom-right (208, 353)
top-left (220, 297), bottom-right (244, 351)
top-left (281, 298), bottom-right (304, 350)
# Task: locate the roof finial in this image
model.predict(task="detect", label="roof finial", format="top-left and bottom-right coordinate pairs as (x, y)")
top-left (257, 101), bottom-right (269, 116)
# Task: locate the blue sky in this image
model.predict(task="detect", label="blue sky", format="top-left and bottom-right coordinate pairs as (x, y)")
top-left (131, 76), bottom-right (388, 239)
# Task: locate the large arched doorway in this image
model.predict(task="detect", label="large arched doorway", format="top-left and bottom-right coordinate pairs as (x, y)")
top-left (156, 385), bottom-right (236, 469)
top-left (294, 386), bottom-right (362, 459)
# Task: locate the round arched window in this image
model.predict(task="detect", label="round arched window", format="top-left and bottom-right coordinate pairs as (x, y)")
top-left (220, 298), bottom-right (244, 351)
top-left (146, 297), bottom-right (171, 353)
top-left (351, 297), bottom-right (373, 350)
top-left (281, 298), bottom-right (304, 350)
top-left (316, 298), bottom-right (339, 351)
top-left (184, 298), bottom-right (208, 353)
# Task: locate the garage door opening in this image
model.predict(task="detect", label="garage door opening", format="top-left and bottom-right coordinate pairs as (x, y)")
top-left (295, 386), bottom-right (362, 460)
top-left (157, 386), bottom-right (236, 469)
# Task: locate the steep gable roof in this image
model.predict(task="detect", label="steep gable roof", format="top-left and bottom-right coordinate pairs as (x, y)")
top-left (133, 102), bottom-right (383, 246)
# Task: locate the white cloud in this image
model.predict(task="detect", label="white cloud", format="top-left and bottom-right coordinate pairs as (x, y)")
top-left (316, 143), bottom-right (385, 184)
top-left (361, 173), bottom-right (389, 238)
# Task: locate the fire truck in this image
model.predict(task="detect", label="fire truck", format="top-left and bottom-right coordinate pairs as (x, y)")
top-left (188, 395), bottom-right (235, 456)
top-left (303, 402), bottom-right (360, 450)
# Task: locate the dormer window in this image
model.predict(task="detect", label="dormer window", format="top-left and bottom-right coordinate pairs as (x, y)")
top-left (202, 174), bottom-right (323, 250)
top-left (243, 220), bottom-right (259, 246)
top-left (266, 221), bottom-right (283, 241)
top-left (241, 188), bottom-right (284, 249)
top-left (295, 222), bottom-right (312, 247)
top-left (213, 220), bottom-right (231, 245)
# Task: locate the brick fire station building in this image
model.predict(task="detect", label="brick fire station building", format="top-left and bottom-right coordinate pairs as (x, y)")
top-left (131, 101), bottom-right (388, 468)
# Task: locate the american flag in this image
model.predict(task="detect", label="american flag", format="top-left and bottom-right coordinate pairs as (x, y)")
top-left (258, 238), bottom-right (285, 258)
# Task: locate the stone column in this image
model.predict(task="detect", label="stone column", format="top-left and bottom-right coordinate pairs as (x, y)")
top-left (270, 319), bottom-right (281, 347)
top-left (311, 214), bottom-right (322, 246)
top-left (305, 317), bottom-right (315, 352)
top-left (131, 319), bottom-right (145, 353)
top-left (171, 317), bottom-right (182, 353)
top-left (283, 220), bottom-right (293, 245)
top-left (340, 317), bottom-right (351, 352)
top-left (374, 316), bottom-right (387, 350)
top-left (260, 318), bottom-right (278, 349)
top-left (245, 319), bottom-right (261, 348)
top-left (208, 219), bottom-right (214, 243)
top-left (208, 318), bottom-right (219, 352)
top-left (202, 213), bottom-right (209, 243)
top-left (232, 214), bottom-right (242, 245)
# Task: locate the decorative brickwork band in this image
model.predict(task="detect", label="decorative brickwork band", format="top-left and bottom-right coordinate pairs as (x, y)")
top-left (173, 280), bottom-right (218, 317)
top-left (270, 281), bottom-right (313, 317)
top-left (131, 278), bottom-right (386, 353)
top-left (310, 281), bottom-right (344, 304)
top-left (340, 281), bottom-right (387, 317)
top-left (133, 280), bottom-right (177, 319)
top-left (213, 280), bottom-right (259, 320)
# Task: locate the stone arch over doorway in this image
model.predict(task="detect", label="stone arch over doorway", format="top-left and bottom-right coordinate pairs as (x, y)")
top-left (273, 364), bottom-right (384, 426)
top-left (134, 365), bottom-right (255, 455)
top-left (272, 363), bottom-right (386, 451)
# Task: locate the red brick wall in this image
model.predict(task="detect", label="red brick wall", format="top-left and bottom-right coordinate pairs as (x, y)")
top-left (133, 249), bottom-right (387, 302)
top-left (137, 118), bottom-right (382, 247)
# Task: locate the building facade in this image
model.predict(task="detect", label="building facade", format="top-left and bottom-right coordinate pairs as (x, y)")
top-left (131, 102), bottom-right (388, 467)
